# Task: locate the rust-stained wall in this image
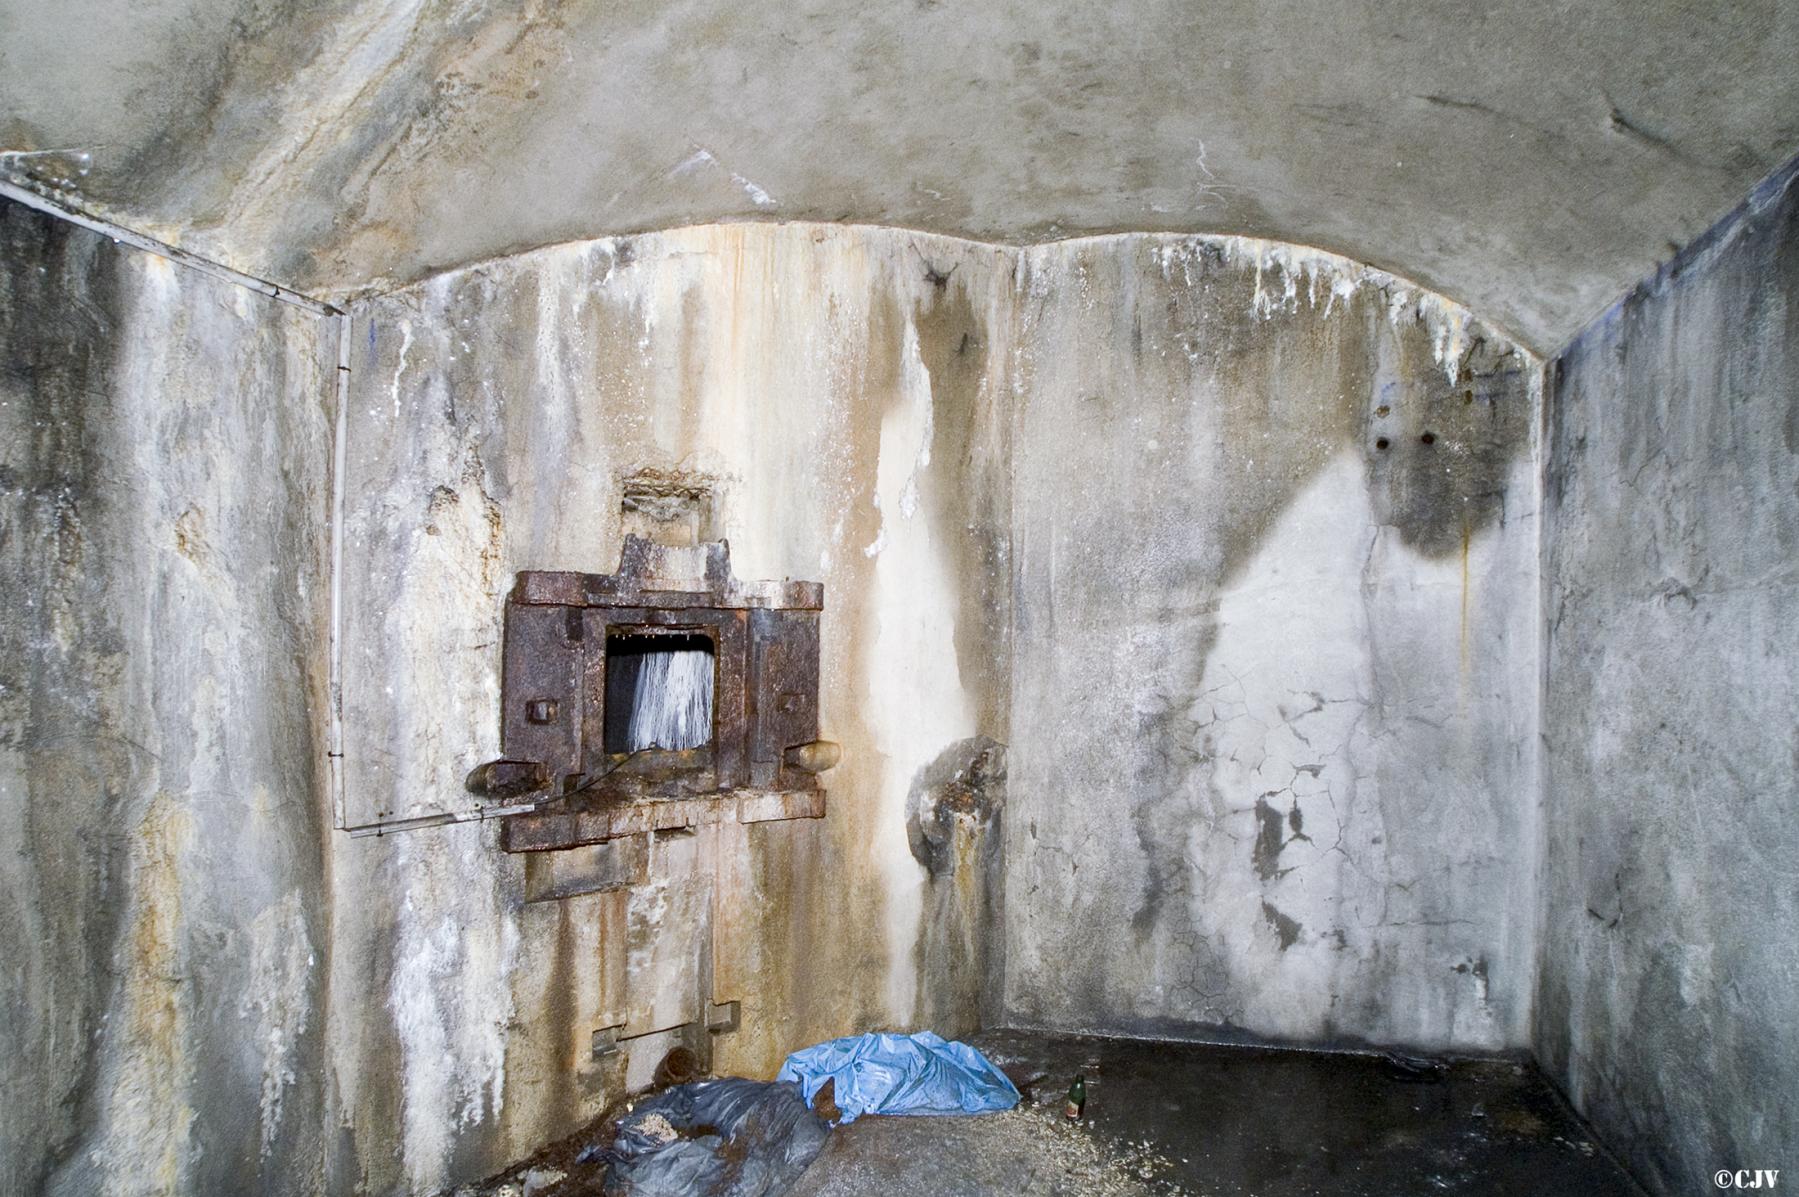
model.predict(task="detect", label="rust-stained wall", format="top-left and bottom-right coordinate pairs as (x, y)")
top-left (334, 225), bottom-right (1016, 1193)
top-left (4, 207), bottom-right (1547, 1197)
top-left (333, 225), bottom-right (1544, 1195)
top-left (0, 197), bottom-right (334, 1195)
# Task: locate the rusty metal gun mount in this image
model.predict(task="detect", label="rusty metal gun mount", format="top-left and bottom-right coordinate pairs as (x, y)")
top-left (470, 536), bottom-right (833, 852)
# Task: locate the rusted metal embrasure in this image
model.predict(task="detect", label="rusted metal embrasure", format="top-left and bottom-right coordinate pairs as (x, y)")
top-left (470, 536), bottom-right (832, 851)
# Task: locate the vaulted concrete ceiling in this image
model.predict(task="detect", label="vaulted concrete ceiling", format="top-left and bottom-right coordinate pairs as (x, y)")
top-left (3, 0), bottom-right (1796, 352)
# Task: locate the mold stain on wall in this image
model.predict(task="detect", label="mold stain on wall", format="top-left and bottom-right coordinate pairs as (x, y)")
top-left (0, 201), bottom-right (127, 1197)
top-left (1538, 162), bottom-right (1799, 1197)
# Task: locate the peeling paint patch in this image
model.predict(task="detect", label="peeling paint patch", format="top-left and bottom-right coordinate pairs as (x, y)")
top-left (1251, 798), bottom-right (1292, 882)
top-left (907, 737), bottom-right (1006, 875)
top-left (1261, 901), bottom-right (1302, 950)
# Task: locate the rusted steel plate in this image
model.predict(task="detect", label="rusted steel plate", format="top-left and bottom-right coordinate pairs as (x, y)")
top-left (499, 601), bottom-right (584, 790)
top-left (478, 534), bottom-right (829, 823)
top-left (499, 788), bottom-right (827, 853)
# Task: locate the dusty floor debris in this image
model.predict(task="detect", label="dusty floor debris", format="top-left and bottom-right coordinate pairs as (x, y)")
top-left (786, 1101), bottom-right (1192, 1197)
top-left (452, 1031), bottom-right (1646, 1196)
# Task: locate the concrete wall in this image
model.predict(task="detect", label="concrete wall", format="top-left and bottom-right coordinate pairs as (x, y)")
top-left (0, 211), bottom-right (1018, 1196)
top-left (332, 225), bottom-right (1014, 1193)
top-left (1537, 164), bottom-right (1799, 1195)
top-left (0, 199), bottom-right (334, 1195)
top-left (1001, 238), bottom-right (1542, 1051)
top-left (330, 224), bottom-right (1545, 1188)
top-left (4, 202), bottom-right (1556, 1196)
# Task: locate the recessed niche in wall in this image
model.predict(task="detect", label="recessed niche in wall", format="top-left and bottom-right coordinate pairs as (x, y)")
top-left (619, 468), bottom-right (717, 546)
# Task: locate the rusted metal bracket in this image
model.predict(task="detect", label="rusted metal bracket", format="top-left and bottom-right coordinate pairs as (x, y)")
top-left (591, 1006), bottom-right (741, 1062)
top-left (706, 1001), bottom-right (741, 1034)
top-left (591, 1024), bottom-right (626, 1059)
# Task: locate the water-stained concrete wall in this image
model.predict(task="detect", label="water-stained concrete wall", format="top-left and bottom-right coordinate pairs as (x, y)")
top-left (1003, 238), bottom-right (1542, 1051)
top-left (0, 198), bottom-right (334, 1195)
top-left (1538, 163), bottom-right (1799, 1196)
top-left (4, 204), bottom-right (1553, 1197)
top-left (333, 225), bottom-right (1015, 1192)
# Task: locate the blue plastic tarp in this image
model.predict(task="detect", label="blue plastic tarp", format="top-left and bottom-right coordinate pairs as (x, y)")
top-left (776, 1031), bottom-right (1020, 1124)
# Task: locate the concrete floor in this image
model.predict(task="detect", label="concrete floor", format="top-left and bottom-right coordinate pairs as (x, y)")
top-left (791, 1031), bottom-right (1645, 1197)
top-left (462, 1031), bottom-right (1646, 1197)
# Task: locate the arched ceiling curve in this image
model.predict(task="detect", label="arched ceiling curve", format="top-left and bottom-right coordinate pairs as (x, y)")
top-left (3, 0), bottom-right (1796, 352)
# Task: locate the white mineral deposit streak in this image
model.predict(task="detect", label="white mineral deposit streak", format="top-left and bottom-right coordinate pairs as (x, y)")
top-left (671, 147), bottom-right (777, 208)
top-left (389, 319), bottom-right (411, 419)
top-left (732, 171), bottom-right (777, 208)
top-left (627, 649), bottom-right (715, 750)
top-left (390, 830), bottom-right (520, 1195)
top-left (391, 903), bottom-right (457, 1194)
top-left (863, 294), bottom-right (978, 1026)
top-left (896, 315), bottom-right (933, 521)
top-left (1146, 232), bottom-right (1502, 384)
top-left (243, 891), bottom-right (313, 1158)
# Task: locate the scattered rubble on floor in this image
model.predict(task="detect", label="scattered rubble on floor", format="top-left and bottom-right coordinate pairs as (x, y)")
top-left (450, 1029), bottom-right (1643, 1197)
top-left (785, 1099), bottom-right (1195, 1197)
top-left (447, 1079), bottom-right (1186, 1197)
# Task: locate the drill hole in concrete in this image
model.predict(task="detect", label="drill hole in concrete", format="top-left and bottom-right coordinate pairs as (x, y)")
top-left (1420, 431), bottom-right (1436, 445)
top-left (1375, 437), bottom-right (1391, 450)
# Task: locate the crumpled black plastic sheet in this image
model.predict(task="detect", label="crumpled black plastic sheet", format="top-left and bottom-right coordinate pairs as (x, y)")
top-left (596, 1078), bottom-right (829, 1197)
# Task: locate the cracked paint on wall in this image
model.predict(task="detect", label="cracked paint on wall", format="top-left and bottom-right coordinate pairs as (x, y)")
top-left (1004, 233), bottom-right (1539, 1051)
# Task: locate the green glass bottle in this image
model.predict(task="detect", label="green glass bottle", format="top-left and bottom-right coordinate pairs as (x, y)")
top-left (1063, 1074), bottom-right (1086, 1120)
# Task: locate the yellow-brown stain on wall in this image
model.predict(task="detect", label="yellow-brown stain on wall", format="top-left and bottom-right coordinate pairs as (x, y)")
top-left (106, 791), bottom-right (198, 1195)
